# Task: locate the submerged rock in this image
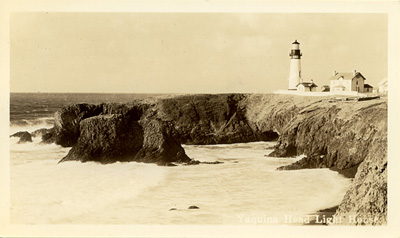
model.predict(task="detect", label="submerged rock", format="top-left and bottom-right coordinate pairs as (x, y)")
top-left (188, 206), bottom-right (199, 209)
top-left (200, 161), bottom-right (224, 164)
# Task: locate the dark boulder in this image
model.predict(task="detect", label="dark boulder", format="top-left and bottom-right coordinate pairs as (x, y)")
top-left (188, 206), bottom-right (199, 209)
top-left (58, 114), bottom-right (194, 165)
top-left (53, 102), bottom-right (150, 147)
top-left (59, 114), bottom-right (143, 163)
top-left (32, 128), bottom-right (51, 137)
top-left (155, 94), bottom-right (275, 145)
top-left (276, 155), bottom-right (327, 171)
top-left (134, 118), bottom-right (193, 165)
top-left (11, 131), bottom-right (30, 138)
top-left (54, 104), bottom-right (103, 147)
top-left (41, 129), bottom-right (56, 144)
top-left (32, 128), bottom-right (56, 144)
top-left (10, 131), bottom-right (33, 143)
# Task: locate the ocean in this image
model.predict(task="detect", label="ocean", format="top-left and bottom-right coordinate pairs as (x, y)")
top-left (9, 93), bottom-right (351, 225)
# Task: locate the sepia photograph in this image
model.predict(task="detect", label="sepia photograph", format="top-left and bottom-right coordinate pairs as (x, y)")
top-left (1, 1), bottom-right (400, 237)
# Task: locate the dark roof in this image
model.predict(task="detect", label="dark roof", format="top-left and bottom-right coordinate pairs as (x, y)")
top-left (330, 72), bottom-right (366, 81)
top-left (297, 82), bottom-right (318, 88)
top-left (292, 40), bottom-right (300, 44)
top-left (321, 85), bottom-right (330, 88)
top-left (364, 84), bottom-right (373, 88)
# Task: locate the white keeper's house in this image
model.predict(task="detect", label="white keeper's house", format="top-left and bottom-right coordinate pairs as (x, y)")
top-left (330, 70), bottom-right (366, 93)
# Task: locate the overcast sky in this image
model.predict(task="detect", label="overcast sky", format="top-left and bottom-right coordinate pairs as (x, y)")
top-left (10, 13), bottom-right (387, 93)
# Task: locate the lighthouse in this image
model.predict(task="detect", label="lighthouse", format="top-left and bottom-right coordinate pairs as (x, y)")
top-left (288, 40), bottom-right (302, 90)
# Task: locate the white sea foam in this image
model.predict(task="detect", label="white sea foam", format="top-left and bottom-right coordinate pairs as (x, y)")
top-left (10, 139), bottom-right (352, 225)
top-left (10, 117), bottom-right (54, 135)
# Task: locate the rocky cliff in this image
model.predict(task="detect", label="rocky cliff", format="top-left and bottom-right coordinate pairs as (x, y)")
top-left (15, 93), bottom-right (386, 224)
top-left (155, 94), bottom-right (278, 144)
top-left (244, 94), bottom-right (387, 225)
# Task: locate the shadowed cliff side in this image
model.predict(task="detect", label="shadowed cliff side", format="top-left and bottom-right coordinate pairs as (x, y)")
top-left (245, 94), bottom-right (387, 225)
top-left (155, 94), bottom-right (278, 144)
top-left (54, 102), bottom-right (151, 147)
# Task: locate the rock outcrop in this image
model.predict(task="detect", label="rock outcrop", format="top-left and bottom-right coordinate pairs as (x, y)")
top-left (59, 114), bottom-right (144, 164)
top-left (133, 118), bottom-right (193, 165)
top-left (267, 99), bottom-right (387, 172)
top-left (244, 94), bottom-right (387, 225)
top-left (155, 94), bottom-right (278, 144)
top-left (53, 102), bottom-right (150, 147)
top-left (10, 131), bottom-right (33, 143)
top-left (58, 109), bottom-right (195, 165)
top-left (32, 128), bottom-right (56, 144)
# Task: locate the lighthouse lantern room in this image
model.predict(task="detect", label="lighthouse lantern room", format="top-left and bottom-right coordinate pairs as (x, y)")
top-left (288, 40), bottom-right (302, 90)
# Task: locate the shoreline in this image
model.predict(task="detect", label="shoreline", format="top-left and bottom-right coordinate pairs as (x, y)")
top-left (306, 206), bottom-right (339, 226)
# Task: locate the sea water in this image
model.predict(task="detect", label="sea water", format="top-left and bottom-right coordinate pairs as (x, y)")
top-left (9, 93), bottom-right (352, 225)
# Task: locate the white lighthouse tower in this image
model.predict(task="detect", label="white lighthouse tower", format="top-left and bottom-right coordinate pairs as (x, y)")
top-left (288, 40), bottom-right (302, 90)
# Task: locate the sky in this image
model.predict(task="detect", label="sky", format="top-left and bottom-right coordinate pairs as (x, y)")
top-left (10, 12), bottom-right (387, 93)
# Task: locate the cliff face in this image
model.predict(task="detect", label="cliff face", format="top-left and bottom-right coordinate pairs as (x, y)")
top-left (155, 94), bottom-right (278, 144)
top-left (59, 114), bottom-right (144, 164)
top-left (54, 102), bottom-right (151, 147)
top-left (244, 94), bottom-right (387, 224)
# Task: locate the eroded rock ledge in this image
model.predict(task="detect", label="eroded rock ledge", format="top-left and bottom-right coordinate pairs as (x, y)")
top-left (244, 94), bottom-right (387, 225)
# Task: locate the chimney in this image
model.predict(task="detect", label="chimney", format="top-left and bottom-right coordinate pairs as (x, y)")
top-left (333, 70), bottom-right (337, 76)
top-left (353, 69), bottom-right (357, 76)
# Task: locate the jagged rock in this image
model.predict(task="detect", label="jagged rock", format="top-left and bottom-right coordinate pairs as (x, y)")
top-left (41, 129), bottom-right (56, 144)
top-left (54, 104), bottom-right (103, 147)
top-left (247, 95), bottom-right (387, 224)
top-left (267, 100), bottom-right (387, 172)
top-left (277, 155), bottom-right (327, 170)
top-left (134, 118), bottom-right (193, 165)
top-left (268, 145), bottom-right (297, 157)
top-left (11, 131), bottom-right (32, 143)
top-left (333, 119), bottom-right (387, 225)
top-left (156, 94), bottom-right (278, 144)
top-left (53, 102), bottom-right (149, 147)
top-left (31, 128), bottom-right (56, 144)
top-left (32, 128), bottom-right (50, 137)
top-left (59, 114), bottom-right (194, 165)
top-left (59, 114), bottom-right (143, 163)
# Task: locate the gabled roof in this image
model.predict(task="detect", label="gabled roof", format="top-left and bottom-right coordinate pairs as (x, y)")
top-left (364, 84), bottom-right (373, 88)
top-left (292, 40), bottom-right (300, 44)
top-left (297, 82), bottom-right (318, 88)
top-left (330, 72), bottom-right (366, 81)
